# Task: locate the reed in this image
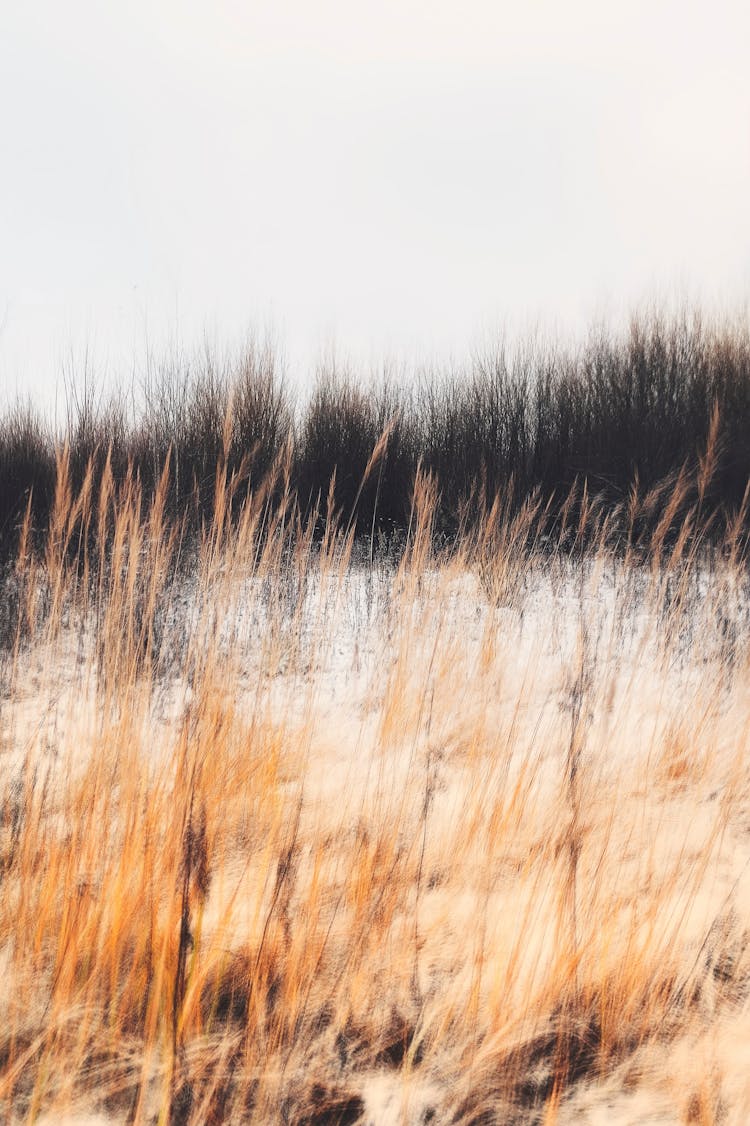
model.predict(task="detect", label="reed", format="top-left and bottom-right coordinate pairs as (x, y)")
top-left (1, 436), bottom-right (749, 1123)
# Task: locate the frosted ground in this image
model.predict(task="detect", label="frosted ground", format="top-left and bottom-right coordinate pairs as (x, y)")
top-left (4, 546), bottom-right (750, 1123)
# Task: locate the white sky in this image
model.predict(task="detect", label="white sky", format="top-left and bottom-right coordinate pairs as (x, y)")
top-left (1, 1), bottom-right (749, 407)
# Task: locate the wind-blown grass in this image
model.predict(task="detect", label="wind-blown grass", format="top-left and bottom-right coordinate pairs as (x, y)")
top-left (2, 439), bottom-right (750, 1123)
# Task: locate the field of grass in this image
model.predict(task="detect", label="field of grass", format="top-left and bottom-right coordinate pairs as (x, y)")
top-left (2, 417), bottom-right (750, 1124)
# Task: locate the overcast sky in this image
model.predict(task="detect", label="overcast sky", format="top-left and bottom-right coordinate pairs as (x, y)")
top-left (1, 1), bottom-right (749, 407)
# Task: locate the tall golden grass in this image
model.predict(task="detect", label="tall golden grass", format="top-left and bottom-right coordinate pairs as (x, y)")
top-left (2, 429), bottom-right (750, 1124)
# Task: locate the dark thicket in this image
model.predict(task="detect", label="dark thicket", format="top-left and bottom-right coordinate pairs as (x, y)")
top-left (0, 402), bottom-right (56, 544)
top-left (295, 371), bottom-right (418, 534)
top-left (2, 310), bottom-right (750, 557)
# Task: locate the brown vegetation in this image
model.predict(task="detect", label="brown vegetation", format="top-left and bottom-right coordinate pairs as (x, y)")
top-left (1, 432), bottom-right (750, 1123)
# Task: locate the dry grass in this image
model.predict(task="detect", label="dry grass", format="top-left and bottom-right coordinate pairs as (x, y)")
top-left (2, 443), bottom-right (750, 1124)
